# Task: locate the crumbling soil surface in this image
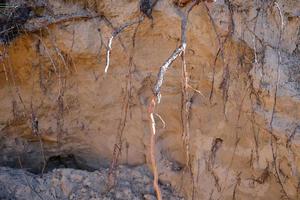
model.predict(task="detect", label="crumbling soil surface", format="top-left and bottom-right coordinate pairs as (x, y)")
top-left (0, 165), bottom-right (183, 200)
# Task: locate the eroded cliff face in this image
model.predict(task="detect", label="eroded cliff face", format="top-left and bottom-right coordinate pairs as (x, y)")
top-left (0, 0), bottom-right (299, 199)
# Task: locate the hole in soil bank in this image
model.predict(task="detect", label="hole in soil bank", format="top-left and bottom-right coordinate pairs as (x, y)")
top-left (0, 134), bottom-right (107, 174)
top-left (5, 153), bottom-right (99, 174)
top-left (38, 153), bottom-right (101, 174)
top-left (44, 154), bottom-right (81, 172)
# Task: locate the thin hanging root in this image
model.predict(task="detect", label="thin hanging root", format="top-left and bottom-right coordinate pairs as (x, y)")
top-left (187, 83), bottom-right (204, 97)
top-left (148, 1), bottom-right (201, 199)
top-left (36, 36), bottom-right (58, 74)
top-left (1, 49), bottom-right (9, 81)
top-left (104, 17), bottom-right (144, 74)
top-left (154, 113), bottom-right (166, 129)
top-left (181, 45), bottom-right (190, 167)
top-left (148, 98), bottom-right (162, 200)
top-left (286, 126), bottom-right (300, 148)
top-left (206, 0), bottom-right (233, 103)
top-left (204, 3), bottom-right (222, 102)
top-left (106, 21), bottom-right (142, 190)
top-left (268, 2), bottom-right (290, 199)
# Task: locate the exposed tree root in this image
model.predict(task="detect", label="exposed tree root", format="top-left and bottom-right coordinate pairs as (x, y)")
top-left (104, 17), bottom-right (144, 74)
top-left (106, 20), bottom-right (142, 190)
top-left (24, 13), bottom-right (102, 32)
top-left (148, 1), bottom-right (201, 199)
top-left (148, 98), bottom-right (162, 200)
top-left (180, 48), bottom-right (197, 199)
top-left (180, 32), bottom-right (191, 169)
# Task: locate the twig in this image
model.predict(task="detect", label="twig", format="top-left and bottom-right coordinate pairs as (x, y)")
top-left (187, 84), bottom-right (204, 97)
